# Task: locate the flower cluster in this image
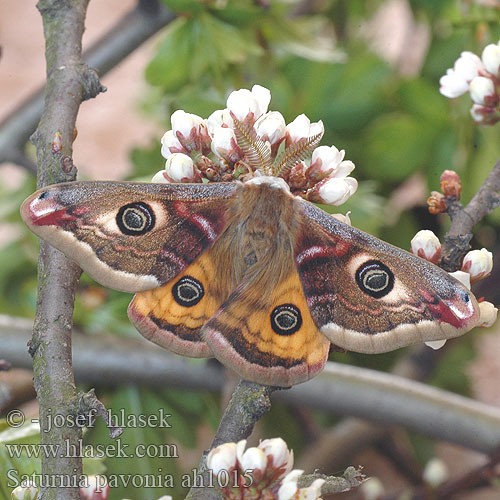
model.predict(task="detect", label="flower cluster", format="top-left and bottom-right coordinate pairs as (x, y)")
top-left (439, 44), bottom-right (500, 125)
top-left (411, 230), bottom-right (497, 334)
top-left (206, 438), bottom-right (325, 499)
top-left (154, 85), bottom-right (358, 206)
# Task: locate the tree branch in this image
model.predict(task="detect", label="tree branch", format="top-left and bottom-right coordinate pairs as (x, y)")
top-left (0, 0), bottom-right (175, 171)
top-left (439, 159), bottom-right (500, 270)
top-left (31, 0), bottom-right (105, 498)
top-left (4, 315), bottom-right (500, 454)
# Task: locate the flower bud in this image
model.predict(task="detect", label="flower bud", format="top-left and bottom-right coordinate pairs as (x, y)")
top-left (296, 478), bottom-right (325, 499)
top-left (448, 270), bottom-right (471, 290)
top-left (151, 170), bottom-right (171, 183)
top-left (206, 442), bottom-right (238, 475)
top-left (423, 458), bottom-right (449, 487)
top-left (410, 230), bottom-right (441, 264)
top-left (427, 191), bottom-right (447, 214)
top-left (164, 153), bottom-right (200, 183)
top-left (171, 110), bottom-right (211, 153)
top-left (11, 482), bottom-right (39, 500)
top-left (80, 476), bottom-right (109, 500)
top-left (278, 470), bottom-right (303, 500)
top-left (478, 301), bottom-right (498, 328)
top-left (331, 212), bottom-right (352, 226)
top-left (307, 146), bottom-right (353, 182)
top-left (461, 248), bottom-right (493, 282)
top-left (309, 176), bottom-right (358, 206)
top-left (206, 108), bottom-right (234, 137)
top-left (160, 130), bottom-right (186, 159)
top-left (454, 51), bottom-right (483, 82)
top-left (439, 69), bottom-right (469, 98)
top-left (254, 111), bottom-right (286, 155)
top-left (238, 446), bottom-right (268, 475)
top-left (211, 126), bottom-right (242, 163)
top-left (285, 114), bottom-right (324, 146)
top-left (226, 84), bottom-right (271, 123)
top-left (482, 43), bottom-right (500, 77)
top-left (470, 104), bottom-right (500, 125)
top-left (469, 76), bottom-right (499, 107)
top-left (360, 477), bottom-right (385, 500)
top-left (440, 170), bottom-right (462, 199)
top-left (258, 438), bottom-right (294, 478)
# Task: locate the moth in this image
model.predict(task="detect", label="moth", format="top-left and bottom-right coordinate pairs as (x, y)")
top-left (21, 175), bottom-right (479, 387)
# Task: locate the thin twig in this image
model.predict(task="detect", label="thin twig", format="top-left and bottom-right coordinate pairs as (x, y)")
top-left (440, 159), bottom-right (500, 270)
top-left (31, 0), bottom-right (105, 498)
top-left (4, 315), bottom-right (500, 454)
top-left (185, 380), bottom-right (277, 500)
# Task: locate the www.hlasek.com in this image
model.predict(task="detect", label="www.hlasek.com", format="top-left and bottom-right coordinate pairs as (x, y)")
top-left (7, 469), bottom-right (254, 490)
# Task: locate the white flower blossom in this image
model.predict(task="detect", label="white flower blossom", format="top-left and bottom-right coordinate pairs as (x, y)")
top-left (482, 42), bottom-right (500, 77)
top-left (164, 153), bottom-right (198, 182)
top-left (206, 108), bottom-right (234, 137)
top-left (439, 68), bottom-right (470, 98)
top-left (254, 111), bottom-right (286, 146)
top-left (461, 248), bottom-right (493, 282)
top-left (170, 110), bottom-right (210, 152)
top-left (227, 84), bottom-right (271, 122)
top-left (11, 482), bottom-right (39, 500)
top-left (448, 270), bottom-right (471, 290)
top-left (160, 130), bottom-right (186, 159)
top-left (316, 176), bottom-right (358, 206)
top-left (210, 126), bottom-right (241, 163)
top-left (258, 437), bottom-right (294, 478)
top-left (206, 442), bottom-right (238, 475)
top-left (469, 76), bottom-right (498, 106)
top-left (285, 114), bottom-right (324, 145)
top-left (478, 301), bottom-right (498, 328)
top-left (360, 477), bottom-right (385, 500)
top-left (410, 230), bottom-right (442, 264)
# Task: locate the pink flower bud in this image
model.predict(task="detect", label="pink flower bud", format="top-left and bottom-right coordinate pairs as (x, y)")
top-left (80, 476), bottom-right (109, 500)
top-left (309, 176), bottom-right (358, 206)
top-left (171, 110), bottom-right (210, 153)
top-left (478, 301), bottom-right (498, 328)
top-left (461, 248), bottom-right (493, 282)
top-left (482, 43), bottom-right (500, 77)
top-left (469, 76), bottom-right (499, 107)
top-left (410, 230), bottom-right (441, 264)
top-left (258, 438), bottom-right (294, 478)
top-left (210, 126), bottom-right (242, 163)
top-left (164, 153), bottom-right (200, 183)
top-left (470, 104), bottom-right (500, 125)
top-left (160, 130), bottom-right (186, 159)
top-left (207, 442), bottom-right (238, 475)
top-left (285, 114), bottom-right (324, 146)
top-left (226, 84), bottom-right (271, 123)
